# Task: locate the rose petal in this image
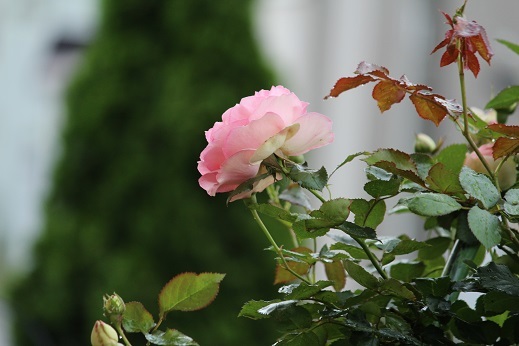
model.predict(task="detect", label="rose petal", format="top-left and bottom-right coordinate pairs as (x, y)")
top-left (250, 123), bottom-right (300, 164)
top-left (215, 150), bottom-right (260, 193)
top-left (281, 113), bottom-right (334, 156)
top-left (222, 113), bottom-right (286, 158)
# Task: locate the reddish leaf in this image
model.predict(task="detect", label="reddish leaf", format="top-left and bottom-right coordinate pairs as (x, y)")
top-left (487, 124), bottom-right (519, 137)
top-left (425, 163), bottom-right (465, 198)
top-left (355, 61), bottom-right (389, 75)
top-left (325, 75), bottom-right (375, 99)
top-left (372, 80), bottom-right (406, 112)
top-left (324, 260), bottom-right (346, 292)
top-left (409, 93), bottom-right (449, 126)
top-left (492, 137), bottom-right (519, 160)
top-left (470, 31), bottom-right (493, 64)
top-left (440, 44), bottom-right (459, 67)
top-left (465, 50), bottom-right (480, 77)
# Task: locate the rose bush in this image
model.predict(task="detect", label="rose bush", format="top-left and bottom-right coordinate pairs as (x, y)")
top-left (197, 86), bottom-right (333, 200)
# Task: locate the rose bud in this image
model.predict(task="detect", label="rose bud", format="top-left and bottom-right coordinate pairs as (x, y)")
top-left (91, 320), bottom-right (121, 346)
top-left (103, 293), bottom-right (125, 324)
top-left (414, 133), bottom-right (437, 154)
top-left (464, 143), bottom-right (517, 190)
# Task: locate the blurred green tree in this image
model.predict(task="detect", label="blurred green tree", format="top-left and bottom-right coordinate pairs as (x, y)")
top-left (10, 1), bottom-right (286, 345)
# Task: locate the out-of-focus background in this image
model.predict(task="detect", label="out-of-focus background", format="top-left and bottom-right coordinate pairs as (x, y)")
top-left (0, 0), bottom-right (517, 345)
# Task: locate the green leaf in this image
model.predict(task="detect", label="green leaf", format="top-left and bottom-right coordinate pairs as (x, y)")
top-left (350, 198), bottom-right (386, 229)
top-left (478, 291), bottom-right (519, 315)
top-left (271, 305), bottom-right (314, 335)
top-left (485, 85), bottom-right (519, 110)
top-left (315, 198), bottom-right (351, 223)
top-left (282, 281), bottom-right (333, 300)
top-left (379, 278), bottom-right (416, 300)
top-left (497, 38), bottom-right (519, 55)
top-left (343, 260), bottom-right (380, 289)
top-left (504, 189), bottom-right (519, 217)
top-left (435, 144), bottom-right (467, 175)
top-left (451, 319), bottom-right (500, 345)
top-left (252, 203), bottom-right (299, 223)
top-left (330, 242), bottom-right (369, 260)
top-left (158, 272), bottom-right (225, 315)
top-left (336, 221), bottom-right (377, 239)
top-left (476, 262), bottom-right (519, 296)
top-left (502, 315), bottom-right (519, 343)
top-left (467, 206), bottom-right (501, 249)
top-left (418, 237), bottom-right (452, 260)
top-left (407, 193), bottom-right (462, 216)
top-left (331, 151), bottom-right (366, 176)
top-left (145, 329), bottom-right (198, 346)
top-left (364, 178), bottom-right (400, 198)
top-left (363, 149), bottom-right (423, 185)
top-left (257, 300), bottom-right (298, 316)
top-left (288, 164), bottom-right (328, 191)
top-left (390, 262), bottom-right (425, 282)
top-left (226, 172), bottom-right (271, 203)
top-left (239, 300), bottom-right (280, 320)
top-left (413, 277), bottom-right (453, 298)
top-left (411, 153), bottom-right (435, 180)
top-left (122, 302), bottom-right (155, 333)
top-left (459, 167), bottom-right (500, 209)
top-left (425, 163), bottom-right (465, 197)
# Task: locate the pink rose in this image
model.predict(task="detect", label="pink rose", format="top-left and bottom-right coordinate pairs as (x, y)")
top-left (198, 86), bottom-right (334, 200)
top-left (464, 143), bottom-right (517, 190)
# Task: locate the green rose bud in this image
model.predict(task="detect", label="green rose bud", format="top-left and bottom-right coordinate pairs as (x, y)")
top-left (414, 133), bottom-right (437, 154)
top-left (91, 320), bottom-right (121, 346)
top-left (103, 293), bottom-right (125, 324)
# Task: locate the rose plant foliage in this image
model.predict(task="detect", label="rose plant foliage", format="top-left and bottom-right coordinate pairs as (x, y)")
top-left (94, 2), bottom-right (519, 345)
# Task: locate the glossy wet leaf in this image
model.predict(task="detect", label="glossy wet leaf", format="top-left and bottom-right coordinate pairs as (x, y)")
top-left (407, 193), bottom-right (462, 216)
top-left (122, 302), bottom-right (155, 333)
top-left (459, 166), bottom-right (500, 209)
top-left (467, 206), bottom-right (501, 249)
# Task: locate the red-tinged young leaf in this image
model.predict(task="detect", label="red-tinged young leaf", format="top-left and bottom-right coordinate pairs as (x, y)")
top-left (372, 80), bottom-right (406, 112)
top-left (274, 247), bottom-right (312, 285)
top-left (325, 75), bottom-right (375, 99)
top-left (399, 75), bottom-right (432, 93)
top-left (158, 272), bottom-right (225, 315)
top-left (355, 61), bottom-right (389, 75)
top-left (440, 44), bottom-right (459, 67)
top-left (324, 261), bottom-right (346, 292)
top-left (492, 137), bottom-right (519, 160)
top-left (409, 93), bottom-right (448, 126)
top-left (425, 163), bottom-right (466, 198)
top-left (465, 50), bottom-right (480, 77)
top-left (487, 124), bottom-right (519, 137)
top-left (470, 29), bottom-right (493, 64)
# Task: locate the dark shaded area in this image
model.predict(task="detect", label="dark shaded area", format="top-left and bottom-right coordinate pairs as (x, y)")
top-left (10, 1), bottom-right (287, 345)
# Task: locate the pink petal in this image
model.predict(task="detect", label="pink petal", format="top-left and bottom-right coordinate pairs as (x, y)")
top-left (198, 144), bottom-right (225, 174)
top-left (222, 113), bottom-right (285, 158)
top-left (281, 113), bottom-right (334, 156)
top-left (215, 150), bottom-right (260, 193)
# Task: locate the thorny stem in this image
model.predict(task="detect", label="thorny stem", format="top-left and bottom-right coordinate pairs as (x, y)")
top-left (248, 194), bottom-right (311, 284)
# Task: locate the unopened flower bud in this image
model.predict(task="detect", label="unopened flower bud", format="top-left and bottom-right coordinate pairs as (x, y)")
top-left (414, 133), bottom-right (437, 154)
top-left (103, 293), bottom-right (125, 324)
top-left (289, 155), bottom-right (305, 164)
top-left (91, 320), bottom-right (120, 346)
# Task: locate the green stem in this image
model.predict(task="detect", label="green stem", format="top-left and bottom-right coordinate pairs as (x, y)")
top-left (456, 39), bottom-right (496, 183)
top-left (441, 239), bottom-right (460, 278)
top-left (248, 195), bottom-right (312, 284)
top-left (352, 236), bottom-right (388, 280)
top-left (114, 323), bottom-right (132, 346)
top-left (309, 189), bottom-right (326, 203)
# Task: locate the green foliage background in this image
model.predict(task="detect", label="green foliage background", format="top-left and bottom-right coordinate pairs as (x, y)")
top-left (10, 1), bottom-right (287, 345)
